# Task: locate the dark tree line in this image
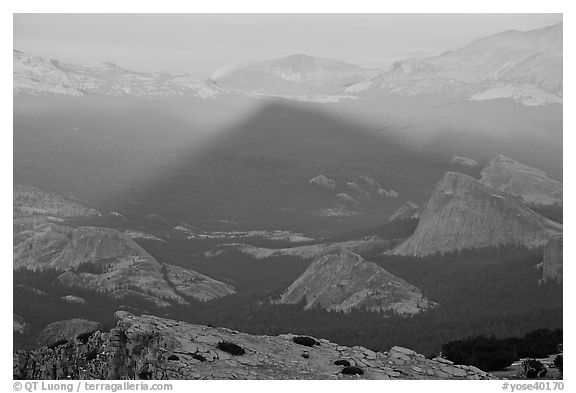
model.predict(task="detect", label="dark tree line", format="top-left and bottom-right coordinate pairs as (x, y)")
top-left (442, 328), bottom-right (563, 371)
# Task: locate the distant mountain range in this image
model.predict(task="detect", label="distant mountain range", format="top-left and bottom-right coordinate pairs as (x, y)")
top-left (14, 23), bottom-right (562, 106)
top-left (349, 23), bottom-right (562, 106)
top-left (13, 50), bottom-right (223, 99)
top-left (212, 54), bottom-right (376, 101)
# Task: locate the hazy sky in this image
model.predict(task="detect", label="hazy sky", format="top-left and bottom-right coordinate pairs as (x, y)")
top-left (14, 14), bottom-right (562, 76)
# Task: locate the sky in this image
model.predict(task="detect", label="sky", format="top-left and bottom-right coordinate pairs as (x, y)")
top-left (14, 13), bottom-right (563, 76)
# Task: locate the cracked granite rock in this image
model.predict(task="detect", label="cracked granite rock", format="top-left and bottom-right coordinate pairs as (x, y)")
top-left (14, 312), bottom-right (495, 380)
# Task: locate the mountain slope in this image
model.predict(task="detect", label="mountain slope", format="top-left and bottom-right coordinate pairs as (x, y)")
top-left (278, 247), bottom-right (434, 314)
top-left (13, 50), bottom-right (223, 99)
top-left (13, 217), bottom-right (235, 304)
top-left (480, 155), bottom-right (562, 206)
top-left (14, 184), bottom-right (99, 219)
top-left (388, 201), bottom-right (423, 222)
top-left (392, 172), bottom-right (562, 256)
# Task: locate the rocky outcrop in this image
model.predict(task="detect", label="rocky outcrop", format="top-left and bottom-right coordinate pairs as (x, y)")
top-left (309, 174), bottom-right (399, 217)
top-left (13, 312), bottom-right (495, 380)
top-left (392, 172), bottom-right (562, 256)
top-left (348, 176), bottom-right (398, 199)
top-left (37, 319), bottom-right (102, 348)
top-left (337, 192), bottom-right (359, 205)
top-left (451, 156), bottom-right (479, 167)
top-left (277, 247), bottom-right (434, 314)
top-left (14, 314), bottom-right (26, 334)
top-left (388, 201), bottom-right (423, 222)
top-left (480, 155), bottom-right (562, 206)
top-left (61, 295), bottom-right (87, 305)
top-left (542, 237), bottom-right (563, 284)
top-left (164, 264), bottom-right (236, 302)
top-left (13, 217), bottom-right (235, 304)
top-left (309, 174), bottom-right (335, 188)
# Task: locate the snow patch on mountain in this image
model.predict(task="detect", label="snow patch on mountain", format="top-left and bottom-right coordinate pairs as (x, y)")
top-left (345, 80), bottom-right (374, 93)
top-left (470, 84), bottom-right (562, 106)
top-left (451, 156), bottom-right (479, 167)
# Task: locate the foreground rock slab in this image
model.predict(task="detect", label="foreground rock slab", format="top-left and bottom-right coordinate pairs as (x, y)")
top-left (14, 312), bottom-right (495, 380)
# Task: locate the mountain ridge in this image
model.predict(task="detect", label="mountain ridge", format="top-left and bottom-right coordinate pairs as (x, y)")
top-left (14, 23), bottom-right (562, 105)
top-left (348, 23), bottom-right (562, 105)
